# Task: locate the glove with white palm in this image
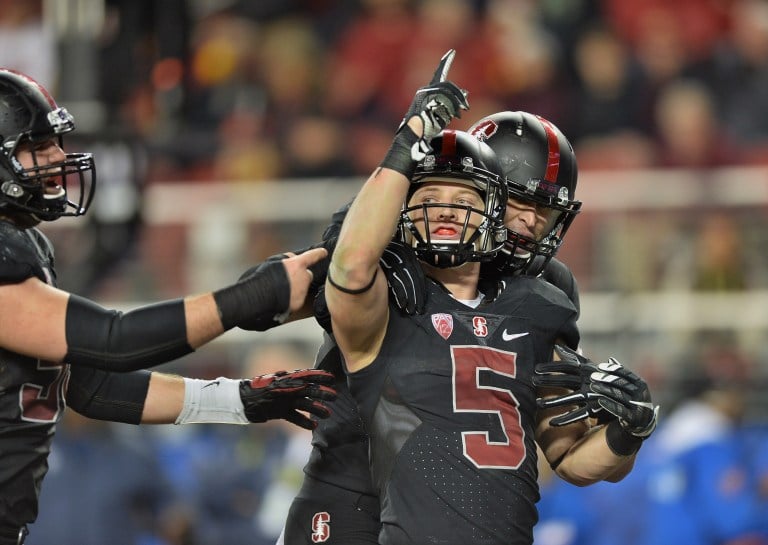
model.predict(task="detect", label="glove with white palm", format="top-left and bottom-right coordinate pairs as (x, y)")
top-left (533, 344), bottom-right (606, 426)
top-left (381, 49), bottom-right (469, 177)
top-left (535, 344), bottom-right (659, 455)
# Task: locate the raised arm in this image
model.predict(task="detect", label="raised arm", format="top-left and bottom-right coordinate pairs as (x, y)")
top-left (326, 50), bottom-right (468, 371)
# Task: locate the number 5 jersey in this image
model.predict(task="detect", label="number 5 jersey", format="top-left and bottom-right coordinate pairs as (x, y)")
top-left (347, 275), bottom-right (579, 545)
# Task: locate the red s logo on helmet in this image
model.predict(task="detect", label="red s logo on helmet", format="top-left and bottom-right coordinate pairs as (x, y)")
top-left (470, 119), bottom-right (498, 142)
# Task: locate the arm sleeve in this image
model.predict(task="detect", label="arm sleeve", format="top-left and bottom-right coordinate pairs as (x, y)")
top-left (65, 294), bottom-right (194, 372)
top-left (66, 365), bottom-right (151, 424)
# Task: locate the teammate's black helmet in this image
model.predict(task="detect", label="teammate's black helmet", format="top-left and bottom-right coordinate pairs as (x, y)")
top-left (469, 111), bottom-right (580, 273)
top-left (0, 69), bottom-right (95, 222)
top-left (399, 129), bottom-right (507, 268)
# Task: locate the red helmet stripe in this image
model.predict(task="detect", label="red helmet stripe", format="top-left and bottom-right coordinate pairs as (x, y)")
top-left (4, 68), bottom-right (58, 108)
top-left (536, 115), bottom-right (560, 182)
top-left (442, 129), bottom-right (457, 157)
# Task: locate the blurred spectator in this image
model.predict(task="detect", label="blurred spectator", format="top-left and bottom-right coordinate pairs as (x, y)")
top-left (658, 212), bottom-right (765, 292)
top-left (53, 129), bottom-right (148, 298)
top-left (691, 213), bottom-right (750, 291)
top-left (280, 115), bottom-right (355, 178)
top-left (652, 79), bottom-right (742, 168)
top-left (323, 0), bottom-right (415, 122)
top-left (389, 0), bottom-right (491, 122)
top-left (569, 25), bottom-right (648, 143)
top-left (98, 0), bottom-right (189, 128)
top-left (638, 339), bottom-right (765, 545)
top-left (154, 341), bottom-right (318, 545)
top-left (258, 19), bottom-right (355, 178)
top-left (747, 426), bottom-right (768, 540)
top-left (706, 0), bottom-right (768, 163)
top-left (258, 18), bottom-right (323, 117)
top-left (601, 0), bottom-right (733, 61)
top-left (28, 412), bottom-right (177, 545)
top-left (182, 10), bottom-right (269, 180)
top-left (481, 0), bottom-right (570, 124)
top-left (0, 0), bottom-right (54, 85)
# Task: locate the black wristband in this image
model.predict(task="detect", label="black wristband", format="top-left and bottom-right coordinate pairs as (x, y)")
top-left (605, 420), bottom-right (644, 456)
top-left (213, 259), bottom-right (290, 330)
top-left (380, 125), bottom-right (420, 179)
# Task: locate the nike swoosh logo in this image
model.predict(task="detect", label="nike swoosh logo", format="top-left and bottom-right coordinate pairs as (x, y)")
top-left (630, 400), bottom-right (656, 410)
top-left (502, 330), bottom-right (529, 341)
top-left (202, 380), bottom-right (221, 389)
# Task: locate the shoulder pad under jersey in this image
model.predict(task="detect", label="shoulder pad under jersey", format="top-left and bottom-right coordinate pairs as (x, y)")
top-left (0, 221), bottom-right (55, 284)
top-left (540, 257), bottom-right (580, 317)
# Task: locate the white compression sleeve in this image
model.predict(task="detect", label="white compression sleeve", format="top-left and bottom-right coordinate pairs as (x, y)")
top-left (174, 377), bottom-right (249, 425)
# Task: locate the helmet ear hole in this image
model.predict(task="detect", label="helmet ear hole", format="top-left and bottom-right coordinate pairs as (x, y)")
top-left (469, 111), bottom-right (581, 272)
top-left (399, 130), bottom-right (507, 268)
top-left (0, 69), bottom-right (96, 221)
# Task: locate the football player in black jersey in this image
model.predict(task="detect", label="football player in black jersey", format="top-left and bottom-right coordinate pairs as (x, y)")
top-left (324, 51), bottom-right (659, 545)
top-left (0, 69), bottom-right (338, 545)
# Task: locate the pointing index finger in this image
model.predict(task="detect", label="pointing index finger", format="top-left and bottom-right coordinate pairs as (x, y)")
top-left (430, 49), bottom-right (456, 85)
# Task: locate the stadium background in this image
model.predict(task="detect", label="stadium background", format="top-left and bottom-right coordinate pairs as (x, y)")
top-left (3, 0), bottom-right (767, 543)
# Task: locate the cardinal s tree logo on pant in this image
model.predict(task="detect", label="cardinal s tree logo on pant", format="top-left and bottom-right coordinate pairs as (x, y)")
top-left (311, 511), bottom-right (331, 543)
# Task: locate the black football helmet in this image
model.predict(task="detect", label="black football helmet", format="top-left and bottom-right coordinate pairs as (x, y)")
top-left (0, 69), bottom-right (95, 222)
top-left (398, 129), bottom-right (507, 268)
top-left (469, 111), bottom-right (580, 273)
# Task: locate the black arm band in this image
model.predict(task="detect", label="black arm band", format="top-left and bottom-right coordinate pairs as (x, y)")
top-left (66, 365), bottom-right (151, 424)
top-left (605, 420), bottom-right (644, 456)
top-left (213, 258), bottom-right (290, 330)
top-left (380, 126), bottom-right (420, 178)
top-left (548, 451), bottom-right (568, 472)
top-left (65, 294), bottom-right (193, 372)
top-left (327, 268), bottom-right (378, 294)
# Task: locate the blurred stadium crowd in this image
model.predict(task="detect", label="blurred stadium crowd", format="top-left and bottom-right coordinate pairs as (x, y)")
top-left (11, 0), bottom-right (768, 179)
top-left (2, 0), bottom-right (768, 544)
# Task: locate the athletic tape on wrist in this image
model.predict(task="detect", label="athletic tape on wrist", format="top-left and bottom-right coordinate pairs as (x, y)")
top-left (175, 377), bottom-right (249, 425)
top-left (380, 125), bottom-right (420, 178)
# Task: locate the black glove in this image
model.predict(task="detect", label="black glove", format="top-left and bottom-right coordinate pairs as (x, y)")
top-left (381, 239), bottom-right (427, 315)
top-left (534, 344), bottom-right (606, 426)
top-left (236, 241), bottom-right (333, 331)
top-left (381, 49), bottom-right (469, 176)
top-left (590, 358), bottom-right (659, 438)
top-left (535, 345), bottom-right (659, 438)
top-left (400, 49), bottom-right (469, 148)
top-left (239, 369), bottom-right (337, 430)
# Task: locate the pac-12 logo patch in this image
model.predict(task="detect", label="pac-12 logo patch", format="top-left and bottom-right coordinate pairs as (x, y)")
top-left (311, 511), bottom-right (330, 543)
top-left (431, 313), bottom-right (454, 340)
